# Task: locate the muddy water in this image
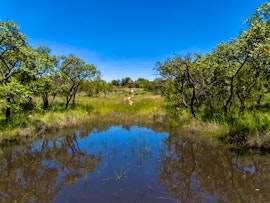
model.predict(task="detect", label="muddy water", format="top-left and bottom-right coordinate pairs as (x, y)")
top-left (0, 125), bottom-right (269, 202)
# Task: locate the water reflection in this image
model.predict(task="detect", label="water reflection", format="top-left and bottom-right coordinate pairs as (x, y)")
top-left (1, 125), bottom-right (270, 203)
top-left (0, 132), bottom-right (101, 203)
top-left (54, 126), bottom-right (170, 203)
top-left (159, 135), bottom-right (270, 202)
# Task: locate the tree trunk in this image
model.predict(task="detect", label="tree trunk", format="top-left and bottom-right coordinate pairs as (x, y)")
top-left (223, 57), bottom-right (248, 117)
top-left (5, 97), bottom-right (11, 119)
top-left (180, 82), bottom-right (189, 111)
top-left (65, 95), bottom-right (72, 109)
top-left (256, 95), bottom-right (263, 109)
top-left (72, 94), bottom-right (76, 106)
top-left (223, 77), bottom-right (234, 117)
top-left (190, 87), bottom-right (196, 118)
top-left (236, 91), bottom-right (245, 112)
top-left (72, 85), bottom-right (79, 107)
top-left (43, 93), bottom-right (49, 110)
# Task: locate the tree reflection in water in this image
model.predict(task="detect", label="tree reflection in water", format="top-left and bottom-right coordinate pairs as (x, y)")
top-left (158, 135), bottom-right (270, 202)
top-left (0, 131), bottom-right (101, 203)
top-left (2, 125), bottom-right (270, 203)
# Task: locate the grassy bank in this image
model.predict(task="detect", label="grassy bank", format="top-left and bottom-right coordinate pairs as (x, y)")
top-left (0, 93), bottom-right (169, 143)
top-left (1, 91), bottom-right (270, 154)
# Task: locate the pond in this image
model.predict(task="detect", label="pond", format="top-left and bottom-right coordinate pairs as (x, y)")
top-left (0, 125), bottom-right (270, 202)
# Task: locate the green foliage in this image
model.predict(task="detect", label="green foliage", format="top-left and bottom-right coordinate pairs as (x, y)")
top-left (155, 2), bottom-right (270, 134)
top-left (134, 78), bottom-right (153, 90)
top-left (232, 112), bottom-right (270, 134)
top-left (31, 46), bottom-right (58, 110)
top-left (111, 79), bottom-right (120, 87)
top-left (79, 77), bottom-right (114, 97)
top-left (1, 3), bottom-right (270, 146)
top-left (59, 54), bottom-right (99, 109)
top-left (0, 21), bottom-right (45, 117)
top-left (121, 77), bottom-right (134, 87)
top-left (152, 78), bottom-right (165, 94)
top-left (0, 78), bottom-right (32, 114)
top-left (0, 20), bottom-right (100, 117)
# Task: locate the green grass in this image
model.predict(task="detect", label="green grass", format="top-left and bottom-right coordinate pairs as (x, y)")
top-left (162, 101), bottom-right (270, 152)
top-left (227, 111), bottom-right (270, 134)
top-left (1, 90), bottom-right (270, 153)
top-left (0, 93), bottom-right (167, 142)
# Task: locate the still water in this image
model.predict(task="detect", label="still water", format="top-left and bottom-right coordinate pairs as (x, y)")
top-left (0, 125), bottom-right (270, 202)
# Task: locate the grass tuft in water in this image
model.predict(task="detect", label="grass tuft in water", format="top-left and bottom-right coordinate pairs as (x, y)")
top-left (114, 166), bottom-right (128, 181)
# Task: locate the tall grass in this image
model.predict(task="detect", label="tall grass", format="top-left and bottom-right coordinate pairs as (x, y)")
top-left (226, 111), bottom-right (270, 134)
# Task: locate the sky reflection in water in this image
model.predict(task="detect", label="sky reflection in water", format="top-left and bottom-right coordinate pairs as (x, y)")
top-left (1, 125), bottom-right (270, 203)
top-left (54, 126), bottom-right (171, 203)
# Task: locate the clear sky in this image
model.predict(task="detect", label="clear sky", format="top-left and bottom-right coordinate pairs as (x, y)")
top-left (0, 0), bottom-right (267, 81)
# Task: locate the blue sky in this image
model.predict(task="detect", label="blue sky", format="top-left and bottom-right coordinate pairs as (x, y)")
top-left (0, 0), bottom-right (267, 81)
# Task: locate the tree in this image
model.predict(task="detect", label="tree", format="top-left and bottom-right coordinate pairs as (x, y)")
top-left (80, 80), bottom-right (96, 97)
top-left (134, 78), bottom-right (152, 90)
top-left (240, 2), bottom-right (270, 108)
top-left (211, 2), bottom-right (270, 116)
top-left (59, 54), bottom-right (98, 109)
top-left (121, 77), bottom-right (134, 87)
top-left (94, 77), bottom-right (113, 97)
top-left (111, 79), bottom-right (120, 87)
top-left (155, 2), bottom-right (270, 119)
top-left (152, 78), bottom-right (165, 94)
top-left (0, 21), bottom-right (38, 118)
top-left (0, 78), bottom-right (32, 117)
top-left (156, 54), bottom-right (204, 117)
top-left (32, 46), bottom-right (58, 110)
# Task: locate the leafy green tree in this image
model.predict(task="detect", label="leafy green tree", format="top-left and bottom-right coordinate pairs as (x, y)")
top-left (59, 54), bottom-right (98, 109)
top-left (121, 77), bottom-right (129, 87)
top-left (81, 78), bottom-right (113, 97)
top-left (156, 54), bottom-right (205, 117)
top-left (111, 79), bottom-right (120, 87)
top-left (134, 78), bottom-right (153, 91)
top-left (152, 78), bottom-right (165, 94)
top-left (0, 78), bottom-right (32, 116)
top-left (80, 80), bottom-right (96, 97)
top-left (121, 77), bottom-right (134, 87)
top-left (0, 21), bottom-right (38, 118)
top-left (156, 2), bottom-right (270, 120)
top-left (240, 2), bottom-right (270, 108)
top-left (94, 77), bottom-right (113, 97)
top-left (31, 46), bottom-right (58, 110)
top-left (209, 2), bottom-right (270, 116)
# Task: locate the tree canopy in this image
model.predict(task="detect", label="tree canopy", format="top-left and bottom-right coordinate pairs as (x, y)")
top-left (0, 21), bottom-right (99, 118)
top-left (156, 2), bottom-right (270, 119)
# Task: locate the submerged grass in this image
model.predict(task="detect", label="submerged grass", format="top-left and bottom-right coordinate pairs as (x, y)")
top-left (114, 166), bottom-right (128, 181)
